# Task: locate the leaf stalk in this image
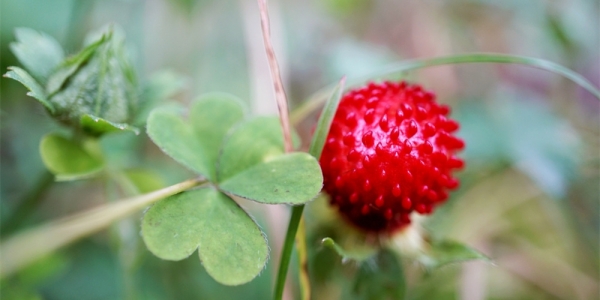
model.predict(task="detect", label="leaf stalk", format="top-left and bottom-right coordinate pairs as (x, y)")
top-left (0, 177), bottom-right (206, 278)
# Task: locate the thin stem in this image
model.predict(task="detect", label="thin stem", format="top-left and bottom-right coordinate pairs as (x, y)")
top-left (273, 78), bottom-right (345, 300)
top-left (274, 205), bottom-right (305, 300)
top-left (256, 1), bottom-right (304, 298)
top-left (0, 177), bottom-right (205, 278)
top-left (257, 0), bottom-right (293, 153)
top-left (296, 217), bottom-right (310, 300)
top-left (290, 53), bottom-right (600, 126)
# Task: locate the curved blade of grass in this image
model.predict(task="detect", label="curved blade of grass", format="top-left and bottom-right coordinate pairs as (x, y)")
top-left (365, 54), bottom-right (599, 99)
top-left (291, 53), bottom-right (600, 125)
top-left (273, 77), bottom-right (345, 300)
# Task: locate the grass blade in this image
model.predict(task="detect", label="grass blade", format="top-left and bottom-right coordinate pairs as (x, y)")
top-left (308, 77), bottom-right (346, 158)
top-left (291, 53), bottom-right (600, 125)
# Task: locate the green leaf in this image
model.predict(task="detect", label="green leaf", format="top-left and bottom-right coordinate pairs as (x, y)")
top-left (46, 27), bottom-right (138, 128)
top-left (219, 152), bottom-right (322, 205)
top-left (141, 188), bottom-right (269, 286)
top-left (216, 116), bottom-right (299, 182)
top-left (190, 93), bottom-right (246, 179)
top-left (80, 114), bottom-right (140, 136)
top-left (146, 94), bottom-right (245, 181)
top-left (322, 237), bottom-right (377, 263)
top-left (3, 67), bottom-right (54, 113)
top-left (39, 133), bottom-right (104, 181)
top-left (309, 77), bottom-right (345, 159)
top-left (10, 28), bottom-right (64, 84)
top-left (353, 249), bottom-right (406, 300)
top-left (418, 240), bottom-right (490, 271)
top-left (147, 107), bottom-right (210, 177)
top-left (45, 33), bottom-right (107, 95)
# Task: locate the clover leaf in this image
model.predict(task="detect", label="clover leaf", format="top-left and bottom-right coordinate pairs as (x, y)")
top-left (143, 92), bottom-right (324, 285)
top-left (141, 188), bottom-right (269, 285)
top-left (215, 116), bottom-right (322, 204)
top-left (219, 152), bottom-right (322, 205)
top-left (146, 94), bottom-right (245, 181)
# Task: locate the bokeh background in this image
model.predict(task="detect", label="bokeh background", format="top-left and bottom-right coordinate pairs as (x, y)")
top-left (1, 0), bottom-right (599, 299)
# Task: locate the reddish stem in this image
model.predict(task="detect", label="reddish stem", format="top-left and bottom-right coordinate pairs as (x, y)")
top-left (257, 0), bottom-right (293, 153)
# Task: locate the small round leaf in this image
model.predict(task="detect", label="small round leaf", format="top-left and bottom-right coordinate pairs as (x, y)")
top-left (190, 93), bottom-right (246, 179)
top-left (217, 116), bottom-right (300, 182)
top-left (141, 188), bottom-right (269, 285)
top-left (219, 152), bottom-right (323, 205)
top-left (39, 133), bottom-right (104, 181)
top-left (146, 94), bottom-right (245, 181)
top-left (147, 108), bottom-right (210, 177)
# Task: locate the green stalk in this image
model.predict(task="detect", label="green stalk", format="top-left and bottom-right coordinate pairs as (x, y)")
top-left (0, 177), bottom-right (205, 278)
top-left (274, 205), bottom-right (305, 300)
top-left (255, 0), bottom-right (307, 298)
top-left (296, 217), bottom-right (311, 300)
top-left (273, 79), bottom-right (346, 300)
top-left (290, 53), bottom-right (600, 126)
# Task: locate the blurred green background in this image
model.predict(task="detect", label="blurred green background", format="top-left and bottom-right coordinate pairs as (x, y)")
top-left (1, 0), bottom-right (598, 299)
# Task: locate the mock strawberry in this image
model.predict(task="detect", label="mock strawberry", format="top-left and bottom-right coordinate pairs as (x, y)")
top-left (320, 81), bottom-right (464, 233)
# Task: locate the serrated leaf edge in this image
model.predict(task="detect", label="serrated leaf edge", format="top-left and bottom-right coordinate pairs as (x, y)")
top-left (4, 66), bottom-right (55, 113)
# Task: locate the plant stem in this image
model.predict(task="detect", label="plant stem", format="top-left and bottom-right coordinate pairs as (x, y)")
top-left (273, 78), bottom-right (346, 300)
top-left (296, 216), bottom-right (311, 300)
top-left (256, 1), bottom-right (305, 298)
top-left (257, 0), bottom-right (293, 153)
top-left (289, 53), bottom-right (600, 126)
top-left (274, 205), bottom-right (305, 300)
top-left (0, 177), bottom-right (205, 279)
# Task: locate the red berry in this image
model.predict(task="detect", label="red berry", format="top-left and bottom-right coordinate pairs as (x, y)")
top-left (319, 81), bottom-right (464, 233)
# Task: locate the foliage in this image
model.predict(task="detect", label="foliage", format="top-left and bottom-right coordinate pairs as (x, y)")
top-left (143, 94), bottom-right (322, 284)
top-left (1, 0), bottom-right (599, 299)
top-left (7, 26), bottom-right (139, 136)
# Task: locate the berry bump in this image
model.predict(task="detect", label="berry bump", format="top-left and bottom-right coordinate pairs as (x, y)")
top-left (320, 81), bottom-right (464, 233)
